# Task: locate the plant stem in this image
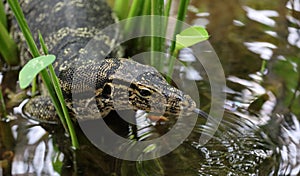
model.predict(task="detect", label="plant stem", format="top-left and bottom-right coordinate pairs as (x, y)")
top-left (0, 0), bottom-right (19, 66)
top-left (31, 77), bottom-right (37, 96)
top-left (142, 0), bottom-right (151, 16)
top-left (0, 0), bottom-right (7, 29)
top-left (127, 0), bottom-right (144, 18)
top-left (260, 60), bottom-right (267, 74)
top-left (49, 65), bottom-right (79, 148)
top-left (164, 0), bottom-right (173, 17)
top-left (167, 50), bottom-right (178, 83)
top-left (124, 0), bottom-right (144, 34)
top-left (40, 70), bottom-right (67, 126)
top-left (167, 0), bottom-right (190, 80)
top-left (163, 0), bottom-right (173, 36)
top-left (0, 87), bottom-right (7, 118)
top-left (151, 0), bottom-right (164, 70)
top-left (132, 0), bottom-right (151, 56)
top-left (113, 0), bottom-right (129, 20)
top-left (0, 22), bottom-right (19, 65)
top-left (7, 0), bottom-right (39, 57)
top-left (169, 0), bottom-right (190, 56)
top-left (139, 0), bottom-right (151, 35)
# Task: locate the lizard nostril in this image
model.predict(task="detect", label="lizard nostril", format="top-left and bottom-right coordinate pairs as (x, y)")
top-left (180, 95), bottom-right (196, 111)
top-left (181, 101), bottom-right (190, 109)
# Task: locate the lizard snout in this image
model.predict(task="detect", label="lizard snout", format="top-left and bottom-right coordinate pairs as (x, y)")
top-left (163, 90), bottom-right (196, 116)
top-left (179, 95), bottom-right (197, 114)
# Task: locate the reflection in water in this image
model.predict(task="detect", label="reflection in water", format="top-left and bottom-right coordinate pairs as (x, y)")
top-left (288, 27), bottom-right (300, 47)
top-left (276, 113), bottom-right (300, 175)
top-left (244, 7), bottom-right (279, 27)
top-left (244, 42), bottom-right (277, 60)
top-left (10, 118), bottom-right (60, 176)
top-left (186, 0), bottom-right (300, 175)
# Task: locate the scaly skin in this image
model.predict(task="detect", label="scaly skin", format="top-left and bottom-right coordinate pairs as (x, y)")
top-left (21, 0), bottom-right (196, 121)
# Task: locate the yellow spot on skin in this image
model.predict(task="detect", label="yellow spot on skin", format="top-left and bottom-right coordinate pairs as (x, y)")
top-left (53, 2), bottom-right (64, 12)
top-left (36, 13), bottom-right (46, 22)
top-left (64, 48), bottom-right (71, 55)
top-left (79, 48), bottom-right (87, 54)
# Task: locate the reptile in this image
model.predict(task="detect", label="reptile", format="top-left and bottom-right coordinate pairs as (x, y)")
top-left (18, 0), bottom-right (201, 122)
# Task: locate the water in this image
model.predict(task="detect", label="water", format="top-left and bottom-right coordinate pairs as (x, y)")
top-left (1, 0), bottom-right (300, 175)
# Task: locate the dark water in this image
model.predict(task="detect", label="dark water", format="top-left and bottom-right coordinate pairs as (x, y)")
top-left (1, 0), bottom-right (300, 175)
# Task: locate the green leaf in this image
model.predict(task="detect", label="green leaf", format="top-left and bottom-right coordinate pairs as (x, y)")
top-left (175, 26), bottom-right (209, 50)
top-left (19, 55), bottom-right (56, 89)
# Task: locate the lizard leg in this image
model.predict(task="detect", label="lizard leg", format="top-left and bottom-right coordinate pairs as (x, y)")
top-left (23, 96), bottom-right (59, 123)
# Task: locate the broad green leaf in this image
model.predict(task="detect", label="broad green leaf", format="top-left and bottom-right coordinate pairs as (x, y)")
top-left (19, 55), bottom-right (56, 89)
top-left (175, 26), bottom-right (209, 50)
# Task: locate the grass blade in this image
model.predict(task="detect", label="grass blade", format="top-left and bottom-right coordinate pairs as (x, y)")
top-left (151, 0), bottom-right (164, 70)
top-left (113, 0), bottom-right (130, 20)
top-left (0, 22), bottom-right (19, 65)
top-left (7, 0), bottom-right (39, 57)
top-left (0, 0), bottom-right (7, 29)
top-left (167, 0), bottom-right (190, 81)
top-left (164, 0), bottom-right (172, 17)
top-left (0, 86), bottom-right (7, 118)
top-left (124, 0), bottom-right (144, 34)
top-left (169, 0), bottom-right (190, 57)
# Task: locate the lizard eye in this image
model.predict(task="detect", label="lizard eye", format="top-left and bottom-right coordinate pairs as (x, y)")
top-left (138, 87), bottom-right (152, 97)
top-left (102, 83), bottom-right (112, 97)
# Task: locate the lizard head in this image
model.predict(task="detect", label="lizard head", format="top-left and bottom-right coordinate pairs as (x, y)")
top-left (99, 58), bottom-right (196, 117)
